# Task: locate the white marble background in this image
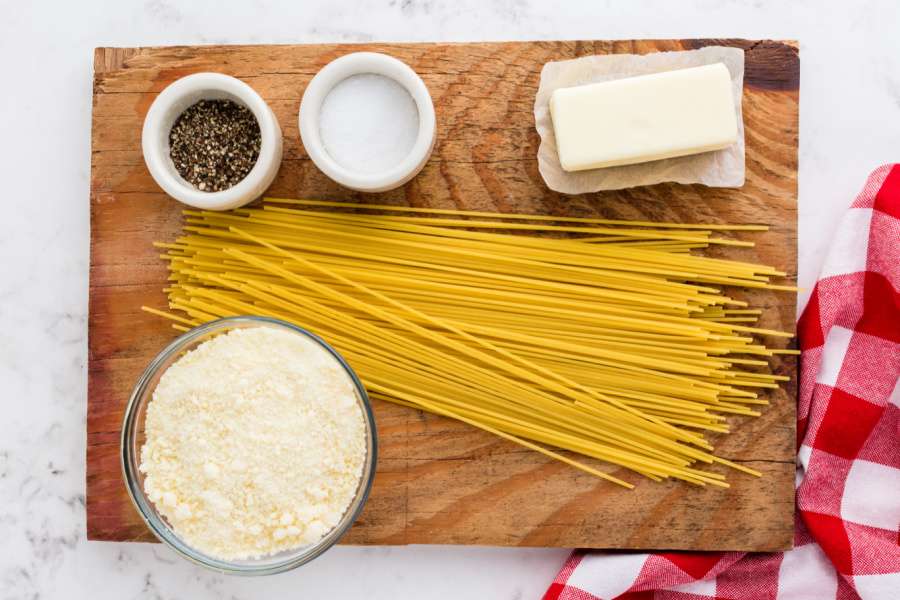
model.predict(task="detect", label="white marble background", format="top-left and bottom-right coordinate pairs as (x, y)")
top-left (1, 1), bottom-right (898, 598)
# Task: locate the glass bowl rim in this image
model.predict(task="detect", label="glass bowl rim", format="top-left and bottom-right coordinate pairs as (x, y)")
top-left (120, 315), bottom-right (378, 575)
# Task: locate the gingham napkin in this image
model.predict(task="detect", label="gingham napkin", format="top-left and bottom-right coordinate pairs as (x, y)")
top-left (543, 164), bottom-right (900, 600)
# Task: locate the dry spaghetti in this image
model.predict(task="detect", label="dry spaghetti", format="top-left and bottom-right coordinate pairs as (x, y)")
top-left (144, 198), bottom-right (797, 488)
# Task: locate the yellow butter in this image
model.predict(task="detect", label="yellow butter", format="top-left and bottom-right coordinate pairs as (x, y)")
top-left (549, 63), bottom-right (738, 172)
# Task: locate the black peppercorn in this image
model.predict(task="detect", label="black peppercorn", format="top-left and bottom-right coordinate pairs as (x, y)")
top-left (168, 99), bottom-right (262, 193)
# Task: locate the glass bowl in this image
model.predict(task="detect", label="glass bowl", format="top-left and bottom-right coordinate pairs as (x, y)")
top-left (120, 316), bottom-right (377, 575)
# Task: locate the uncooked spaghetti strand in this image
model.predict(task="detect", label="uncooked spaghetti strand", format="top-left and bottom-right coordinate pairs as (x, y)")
top-left (264, 197), bottom-right (769, 231)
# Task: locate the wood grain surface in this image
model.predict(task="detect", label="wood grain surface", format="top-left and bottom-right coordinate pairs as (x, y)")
top-left (88, 39), bottom-right (799, 550)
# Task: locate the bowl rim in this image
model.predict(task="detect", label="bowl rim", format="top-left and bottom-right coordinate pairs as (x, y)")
top-left (141, 73), bottom-right (283, 211)
top-left (120, 315), bottom-right (377, 575)
top-left (298, 52), bottom-right (436, 192)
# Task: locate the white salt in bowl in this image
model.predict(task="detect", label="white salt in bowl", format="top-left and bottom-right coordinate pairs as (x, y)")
top-left (142, 73), bottom-right (283, 210)
top-left (299, 52), bottom-right (436, 193)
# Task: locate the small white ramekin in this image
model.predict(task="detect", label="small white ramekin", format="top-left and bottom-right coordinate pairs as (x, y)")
top-left (299, 52), bottom-right (436, 193)
top-left (142, 73), bottom-right (283, 210)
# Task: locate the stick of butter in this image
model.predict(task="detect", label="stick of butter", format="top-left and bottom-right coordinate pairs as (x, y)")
top-left (549, 63), bottom-right (738, 172)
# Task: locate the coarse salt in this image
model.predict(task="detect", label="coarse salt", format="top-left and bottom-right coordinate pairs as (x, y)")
top-left (139, 326), bottom-right (367, 560)
top-left (319, 73), bottom-right (419, 174)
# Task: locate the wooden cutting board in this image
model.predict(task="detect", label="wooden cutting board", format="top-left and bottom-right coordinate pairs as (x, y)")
top-left (88, 39), bottom-right (799, 551)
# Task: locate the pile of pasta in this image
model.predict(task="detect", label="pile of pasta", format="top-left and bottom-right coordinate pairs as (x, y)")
top-left (145, 198), bottom-right (797, 489)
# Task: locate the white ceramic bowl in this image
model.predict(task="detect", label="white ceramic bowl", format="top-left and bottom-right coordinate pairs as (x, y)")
top-left (141, 73), bottom-right (283, 210)
top-left (299, 52), bottom-right (436, 193)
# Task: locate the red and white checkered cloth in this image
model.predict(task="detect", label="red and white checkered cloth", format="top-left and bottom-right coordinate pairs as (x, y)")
top-left (543, 164), bottom-right (900, 600)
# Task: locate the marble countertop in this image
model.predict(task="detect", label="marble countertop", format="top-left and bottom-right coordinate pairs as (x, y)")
top-left (1, 1), bottom-right (898, 598)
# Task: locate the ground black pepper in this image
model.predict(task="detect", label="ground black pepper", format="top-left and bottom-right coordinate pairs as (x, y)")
top-left (168, 99), bottom-right (261, 192)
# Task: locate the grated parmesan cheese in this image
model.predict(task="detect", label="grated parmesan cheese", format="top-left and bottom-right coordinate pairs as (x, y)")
top-left (139, 326), bottom-right (367, 560)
